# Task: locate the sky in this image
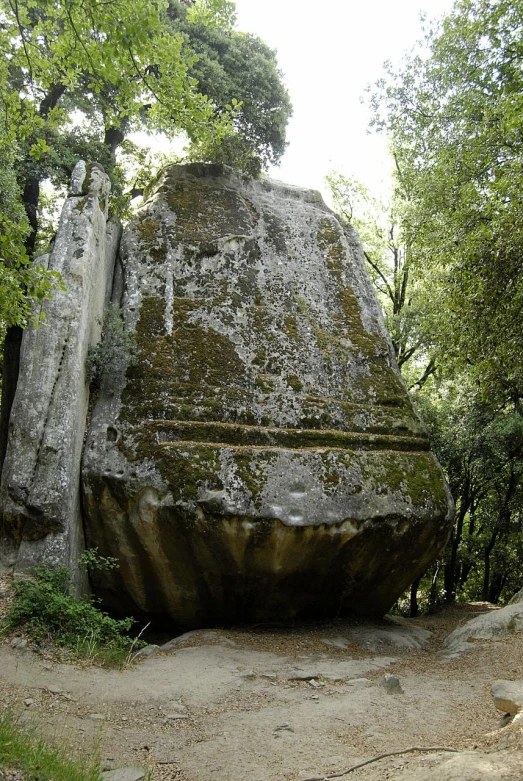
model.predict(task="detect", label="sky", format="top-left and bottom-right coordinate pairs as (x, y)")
top-left (232, 0), bottom-right (456, 201)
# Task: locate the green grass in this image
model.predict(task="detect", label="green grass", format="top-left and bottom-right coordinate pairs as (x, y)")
top-left (0, 712), bottom-right (101, 781)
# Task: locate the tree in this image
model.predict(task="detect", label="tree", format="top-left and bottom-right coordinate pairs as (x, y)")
top-left (370, 0), bottom-right (523, 404)
top-left (0, 0), bottom-right (292, 468)
top-left (326, 172), bottom-right (439, 390)
top-left (168, 0), bottom-right (292, 175)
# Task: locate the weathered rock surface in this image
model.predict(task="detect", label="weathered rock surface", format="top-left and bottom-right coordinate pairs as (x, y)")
top-left (443, 602), bottom-right (523, 657)
top-left (396, 751), bottom-right (523, 780)
top-left (82, 163), bottom-right (453, 624)
top-left (0, 162), bottom-right (120, 579)
top-left (491, 679), bottom-right (523, 716)
top-left (321, 616), bottom-right (432, 652)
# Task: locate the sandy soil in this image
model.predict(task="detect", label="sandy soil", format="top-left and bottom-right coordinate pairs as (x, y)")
top-left (1, 576), bottom-right (523, 781)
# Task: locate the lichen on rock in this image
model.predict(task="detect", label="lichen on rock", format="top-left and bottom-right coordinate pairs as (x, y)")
top-left (80, 163), bottom-right (453, 625)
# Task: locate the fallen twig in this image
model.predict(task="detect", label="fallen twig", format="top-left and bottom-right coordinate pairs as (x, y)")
top-left (301, 746), bottom-right (459, 781)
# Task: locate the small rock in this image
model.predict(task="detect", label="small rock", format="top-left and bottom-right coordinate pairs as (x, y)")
top-left (274, 722), bottom-right (294, 733)
top-left (321, 637), bottom-right (349, 650)
top-left (262, 673), bottom-right (277, 680)
top-left (10, 637), bottom-right (28, 649)
top-left (238, 669), bottom-right (256, 679)
top-left (310, 694), bottom-right (320, 700)
top-left (286, 672), bottom-right (319, 681)
top-left (132, 644), bottom-right (159, 660)
top-left (347, 678), bottom-right (373, 687)
top-left (491, 680), bottom-right (523, 716)
top-left (308, 679), bottom-right (324, 689)
top-left (381, 674), bottom-right (404, 694)
top-left (24, 698), bottom-right (34, 707)
top-left (46, 685), bottom-right (63, 695)
top-left (159, 630), bottom-right (235, 651)
top-left (100, 769), bottom-right (146, 781)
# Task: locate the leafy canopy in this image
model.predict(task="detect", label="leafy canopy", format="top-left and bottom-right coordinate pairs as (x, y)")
top-left (0, 0), bottom-right (238, 328)
top-left (370, 0), bottom-right (523, 401)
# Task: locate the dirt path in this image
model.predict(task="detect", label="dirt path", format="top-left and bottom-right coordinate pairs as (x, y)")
top-left (1, 592), bottom-right (523, 781)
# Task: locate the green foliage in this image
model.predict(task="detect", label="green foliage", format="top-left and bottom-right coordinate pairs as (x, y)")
top-left (0, 139), bottom-right (62, 329)
top-left (168, 1), bottom-right (292, 174)
top-left (3, 553), bottom-right (143, 667)
top-left (86, 304), bottom-right (136, 393)
top-left (370, 0), bottom-right (523, 401)
top-left (326, 172), bottom-right (438, 389)
top-left (361, 0), bottom-right (523, 612)
top-left (0, 0), bottom-right (237, 331)
top-left (0, 712), bottom-right (101, 781)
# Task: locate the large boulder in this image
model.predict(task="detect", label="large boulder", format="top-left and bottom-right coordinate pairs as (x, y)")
top-left (82, 163), bottom-right (453, 625)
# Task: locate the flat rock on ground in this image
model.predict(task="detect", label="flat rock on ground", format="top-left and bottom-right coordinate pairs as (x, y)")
top-left (443, 601), bottom-right (523, 657)
top-left (1, 585), bottom-right (523, 781)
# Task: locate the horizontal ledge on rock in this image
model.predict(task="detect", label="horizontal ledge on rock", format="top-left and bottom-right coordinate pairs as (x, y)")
top-left (154, 441), bottom-right (429, 455)
top-left (142, 420), bottom-right (429, 452)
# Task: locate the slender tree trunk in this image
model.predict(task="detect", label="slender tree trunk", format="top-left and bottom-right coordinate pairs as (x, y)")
top-left (0, 326), bottom-right (23, 477)
top-left (482, 527), bottom-right (499, 601)
top-left (428, 561), bottom-right (441, 612)
top-left (444, 490), bottom-right (469, 603)
top-left (409, 574), bottom-right (422, 617)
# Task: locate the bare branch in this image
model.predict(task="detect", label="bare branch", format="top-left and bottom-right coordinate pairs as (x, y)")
top-left (363, 250), bottom-right (395, 303)
top-left (301, 746), bottom-right (458, 781)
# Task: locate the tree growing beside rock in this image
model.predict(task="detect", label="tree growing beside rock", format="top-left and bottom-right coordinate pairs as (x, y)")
top-left (330, 0), bottom-right (523, 613)
top-left (0, 0), bottom-right (291, 467)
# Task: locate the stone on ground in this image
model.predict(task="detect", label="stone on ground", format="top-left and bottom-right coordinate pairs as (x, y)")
top-left (491, 679), bottom-right (523, 716)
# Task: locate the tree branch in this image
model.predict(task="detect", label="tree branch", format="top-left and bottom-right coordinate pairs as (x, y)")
top-left (301, 746), bottom-right (459, 781)
top-left (408, 357), bottom-right (437, 391)
top-left (363, 250), bottom-right (395, 303)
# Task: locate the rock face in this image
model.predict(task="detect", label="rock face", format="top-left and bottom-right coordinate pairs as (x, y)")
top-left (443, 601), bottom-right (523, 657)
top-left (82, 163), bottom-right (453, 624)
top-left (0, 162), bottom-right (120, 580)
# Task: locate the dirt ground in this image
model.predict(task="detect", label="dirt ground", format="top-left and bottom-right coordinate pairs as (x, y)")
top-left (1, 575), bottom-right (523, 781)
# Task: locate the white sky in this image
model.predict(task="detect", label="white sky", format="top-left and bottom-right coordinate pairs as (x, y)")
top-left (233, 0), bottom-right (456, 200)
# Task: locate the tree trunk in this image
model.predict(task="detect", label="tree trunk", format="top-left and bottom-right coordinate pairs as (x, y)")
top-left (0, 326), bottom-right (23, 478)
top-left (443, 490), bottom-right (469, 603)
top-left (482, 527), bottom-right (499, 601)
top-left (409, 574), bottom-right (422, 617)
top-left (428, 561), bottom-right (441, 612)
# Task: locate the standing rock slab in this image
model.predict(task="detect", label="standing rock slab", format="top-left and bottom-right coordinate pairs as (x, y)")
top-left (0, 161), bottom-right (120, 582)
top-left (82, 163), bottom-right (453, 625)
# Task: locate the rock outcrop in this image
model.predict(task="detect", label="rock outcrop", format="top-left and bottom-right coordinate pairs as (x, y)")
top-left (80, 163), bottom-right (453, 624)
top-left (0, 162), bottom-right (120, 581)
top-left (444, 594), bottom-right (523, 657)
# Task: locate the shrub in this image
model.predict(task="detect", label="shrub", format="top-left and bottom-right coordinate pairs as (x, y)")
top-left (86, 303), bottom-right (136, 393)
top-left (3, 553), bottom-right (144, 667)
